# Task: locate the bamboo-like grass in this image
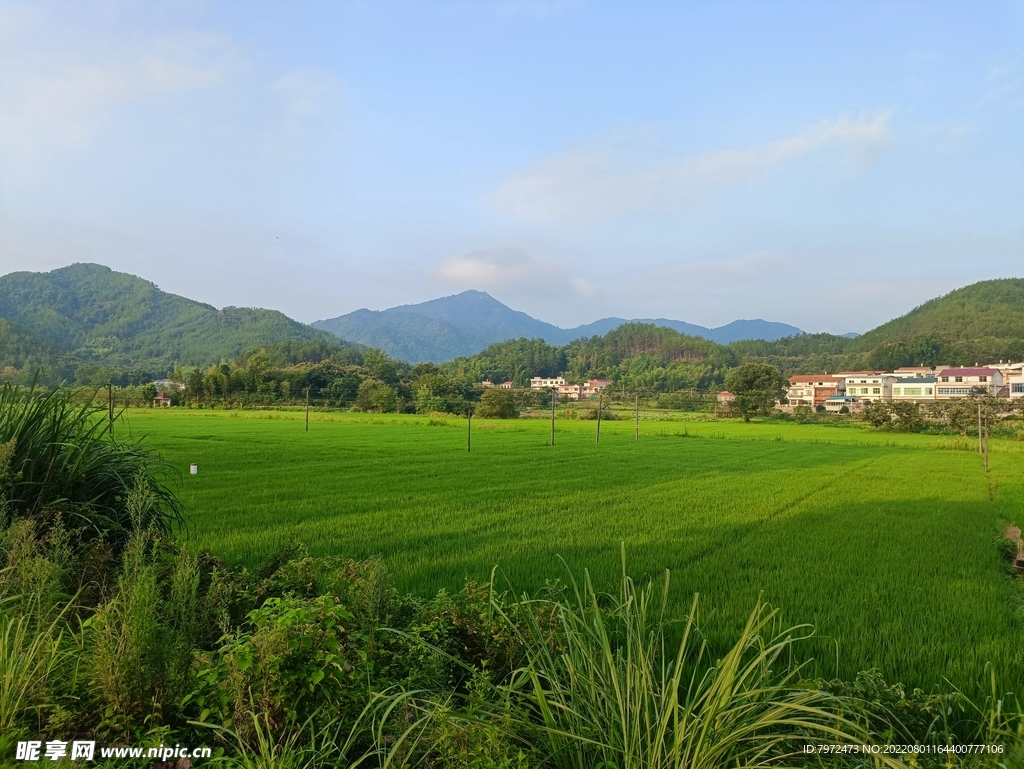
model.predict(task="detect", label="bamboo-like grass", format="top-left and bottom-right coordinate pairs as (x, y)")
top-left (0, 381), bottom-right (182, 545)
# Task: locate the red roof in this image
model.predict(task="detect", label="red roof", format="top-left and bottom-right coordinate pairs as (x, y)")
top-left (789, 374), bottom-right (840, 383)
top-left (937, 367), bottom-right (997, 377)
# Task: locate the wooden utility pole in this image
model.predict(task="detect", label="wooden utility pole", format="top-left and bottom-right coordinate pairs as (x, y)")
top-left (634, 393), bottom-right (639, 440)
top-left (978, 403), bottom-right (983, 454)
top-left (305, 388), bottom-right (310, 432)
top-left (108, 383), bottom-right (114, 437)
top-left (984, 418), bottom-right (990, 473)
top-left (550, 389), bottom-right (556, 446)
top-left (467, 407), bottom-right (472, 452)
top-left (596, 393), bottom-right (602, 443)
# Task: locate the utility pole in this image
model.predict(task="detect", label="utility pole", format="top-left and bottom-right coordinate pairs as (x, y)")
top-left (596, 392), bottom-right (602, 443)
top-left (550, 389), bottom-right (556, 446)
top-left (984, 417), bottom-right (990, 473)
top-left (634, 392), bottom-right (639, 440)
top-left (978, 403), bottom-right (983, 454)
top-left (305, 388), bottom-right (310, 432)
top-left (467, 407), bottom-right (472, 452)
top-left (108, 383), bottom-right (114, 437)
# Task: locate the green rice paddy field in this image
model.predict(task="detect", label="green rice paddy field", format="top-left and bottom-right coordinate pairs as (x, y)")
top-left (125, 408), bottom-right (1024, 698)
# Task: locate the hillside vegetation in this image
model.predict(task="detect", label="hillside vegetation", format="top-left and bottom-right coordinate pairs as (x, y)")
top-left (1, 266), bottom-right (1022, 390)
top-left (0, 263), bottom-right (340, 384)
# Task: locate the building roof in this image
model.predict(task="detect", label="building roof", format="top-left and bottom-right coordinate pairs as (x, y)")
top-left (836, 371), bottom-right (888, 376)
top-left (788, 374), bottom-right (840, 383)
top-left (937, 367), bottom-right (998, 377)
top-left (895, 377), bottom-right (937, 384)
top-left (717, 390), bottom-right (734, 396)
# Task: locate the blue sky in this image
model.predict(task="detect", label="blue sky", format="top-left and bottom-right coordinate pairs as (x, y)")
top-left (1, 1), bottom-right (1021, 333)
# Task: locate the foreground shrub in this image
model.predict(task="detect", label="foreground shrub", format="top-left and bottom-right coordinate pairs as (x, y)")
top-left (0, 382), bottom-right (182, 548)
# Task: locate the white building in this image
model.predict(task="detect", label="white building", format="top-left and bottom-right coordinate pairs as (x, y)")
top-left (891, 377), bottom-right (937, 402)
top-left (835, 371), bottom-right (894, 403)
top-left (1009, 373), bottom-right (1024, 400)
top-left (935, 367), bottom-right (1003, 399)
top-left (530, 376), bottom-right (566, 389)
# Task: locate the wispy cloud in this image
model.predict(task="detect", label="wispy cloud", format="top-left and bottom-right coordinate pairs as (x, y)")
top-left (437, 246), bottom-right (564, 288)
top-left (487, 112), bottom-right (893, 222)
top-left (0, 11), bottom-right (241, 148)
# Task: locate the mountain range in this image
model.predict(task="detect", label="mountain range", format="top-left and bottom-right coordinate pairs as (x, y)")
top-left (1, 263), bottom-right (1022, 384)
top-left (312, 291), bottom-right (804, 363)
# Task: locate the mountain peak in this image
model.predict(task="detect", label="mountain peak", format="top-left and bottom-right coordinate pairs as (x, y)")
top-left (312, 294), bottom-right (804, 363)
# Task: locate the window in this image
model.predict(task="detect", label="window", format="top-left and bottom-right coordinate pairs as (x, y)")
top-left (872, 388), bottom-right (880, 394)
top-left (941, 377), bottom-right (949, 382)
top-left (893, 388), bottom-right (901, 395)
top-left (905, 388), bottom-right (922, 396)
top-left (938, 387), bottom-right (971, 396)
top-left (925, 388), bottom-right (933, 395)
top-left (1012, 383), bottom-right (1024, 394)
top-left (979, 376), bottom-right (987, 382)
top-left (954, 376), bottom-right (963, 383)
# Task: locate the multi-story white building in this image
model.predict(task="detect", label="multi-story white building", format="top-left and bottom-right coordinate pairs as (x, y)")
top-left (1009, 372), bottom-right (1024, 401)
top-left (786, 374), bottom-right (844, 407)
top-left (581, 378), bottom-right (610, 397)
top-left (835, 371), bottom-right (894, 403)
top-left (556, 383), bottom-right (582, 401)
top-left (935, 367), bottom-right (1003, 399)
top-left (890, 377), bottom-right (937, 402)
top-left (530, 376), bottom-right (566, 389)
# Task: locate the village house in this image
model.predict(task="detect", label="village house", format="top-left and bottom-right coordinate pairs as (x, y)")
top-left (985, 361), bottom-right (1023, 397)
top-left (890, 377), bottom-right (937, 402)
top-left (836, 371), bottom-right (894, 403)
top-left (786, 373), bottom-right (844, 408)
top-left (153, 391), bottom-right (173, 407)
top-left (893, 366), bottom-right (940, 378)
top-left (529, 376), bottom-right (566, 389)
top-left (477, 380), bottom-right (495, 388)
top-left (824, 395), bottom-right (861, 413)
top-left (581, 378), bottom-right (610, 397)
top-left (557, 383), bottom-right (582, 401)
top-left (1009, 371), bottom-right (1024, 401)
top-left (935, 367), bottom-right (1003, 399)
top-left (498, 381), bottom-right (514, 389)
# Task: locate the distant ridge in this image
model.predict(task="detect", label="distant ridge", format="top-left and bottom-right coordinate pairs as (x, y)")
top-left (0, 263), bottom-right (339, 378)
top-left (313, 290), bottom-right (804, 363)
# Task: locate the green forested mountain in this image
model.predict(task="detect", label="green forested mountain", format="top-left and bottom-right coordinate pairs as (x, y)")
top-left (0, 263), bottom-right (340, 384)
top-left (313, 289), bottom-right (803, 362)
top-left (441, 279), bottom-right (1024, 389)
top-left (733, 279), bottom-right (1024, 374)
top-left (1, 265), bottom-right (1020, 390)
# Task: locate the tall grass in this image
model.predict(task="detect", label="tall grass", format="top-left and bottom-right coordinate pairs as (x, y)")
top-left (497, 553), bottom-right (896, 769)
top-left (0, 597), bottom-right (70, 756)
top-left (0, 382), bottom-right (182, 545)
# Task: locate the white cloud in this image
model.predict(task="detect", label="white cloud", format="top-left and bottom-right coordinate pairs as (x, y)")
top-left (437, 246), bottom-right (564, 288)
top-left (487, 112), bottom-right (893, 221)
top-left (0, 9), bottom-right (241, 148)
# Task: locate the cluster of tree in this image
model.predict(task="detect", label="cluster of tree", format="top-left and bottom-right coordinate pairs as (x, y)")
top-left (442, 323), bottom-right (733, 394)
top-left (856, 396), bottom-right (1018, 433)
